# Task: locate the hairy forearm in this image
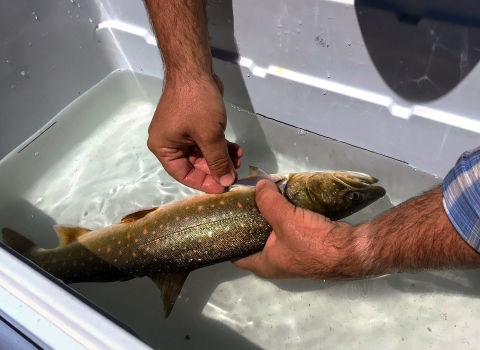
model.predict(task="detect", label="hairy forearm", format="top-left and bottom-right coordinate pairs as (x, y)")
top-left (355, 186), bottom-right (480, 276)
top-left (143, 0), bottom-right (212, 79)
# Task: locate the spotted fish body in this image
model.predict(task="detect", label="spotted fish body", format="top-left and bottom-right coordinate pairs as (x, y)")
top-left (51, 187), bottom-right (271, 282)
top-left (2, 167), bottom-right (386, 317)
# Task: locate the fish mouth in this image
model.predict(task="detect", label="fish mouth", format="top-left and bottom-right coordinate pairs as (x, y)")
top-left (365, 184), bottom-right (387, 199)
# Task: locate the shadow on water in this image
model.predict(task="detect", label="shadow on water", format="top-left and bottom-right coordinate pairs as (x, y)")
top-left (207, 0), bottom-right (278, 174)
top-left (355, 0), bottom-right (480, 102)
top-left (268, 268), bottom-right (480, 301)
top-left (0, 194), bottom-right (149, 341)
top-left (0, 192), bottom-right (57, 248)
top-left (73, 263), bottom-right (261, 349)
top-left (385, 269), bottom-right (480, 298)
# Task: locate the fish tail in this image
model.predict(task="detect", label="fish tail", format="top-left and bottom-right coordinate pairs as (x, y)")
top-left (2, 227), bottom-right (38, 258)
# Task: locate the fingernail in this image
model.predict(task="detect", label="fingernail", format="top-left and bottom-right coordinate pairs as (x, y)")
top-left (256, 179), bottom-right (268, 188)
top-left (219, 173), bottom-right (234, 187)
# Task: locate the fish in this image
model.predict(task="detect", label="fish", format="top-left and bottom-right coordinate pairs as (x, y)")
top-left (2, 166), bottom-right (386, 317)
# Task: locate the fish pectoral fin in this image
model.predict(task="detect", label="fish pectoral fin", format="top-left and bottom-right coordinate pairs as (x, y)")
top-left (151, 271), bottom-right (190, 318)
top-left (247, 165), bottom-right (267, 177)
top-left (120, 208), bottom-right (158, 224)
top-left (53, 226), bottom-right (92, 246)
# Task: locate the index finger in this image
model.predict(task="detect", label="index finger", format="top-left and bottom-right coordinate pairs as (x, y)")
top-left (157, 148), bottom-right (226, 193)
top-left (195, 126), bottom-right (237, 187)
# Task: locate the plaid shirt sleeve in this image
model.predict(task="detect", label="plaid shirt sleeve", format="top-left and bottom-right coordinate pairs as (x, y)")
top-left (443, 146), bottom-right (480, 252)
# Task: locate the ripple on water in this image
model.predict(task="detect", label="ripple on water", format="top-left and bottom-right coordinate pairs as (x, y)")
top-left (24, 97), bottom-right (193, 230)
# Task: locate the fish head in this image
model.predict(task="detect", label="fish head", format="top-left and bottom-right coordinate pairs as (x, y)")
top-left (284, 171), bottom-right (386, 220)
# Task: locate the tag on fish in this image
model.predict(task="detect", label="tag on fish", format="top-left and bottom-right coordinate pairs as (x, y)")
top-left (226, 165), bottom-right (286, 191)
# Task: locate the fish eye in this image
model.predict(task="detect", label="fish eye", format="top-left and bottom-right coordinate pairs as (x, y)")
top-left (349, 192), bottom-right (363, 201)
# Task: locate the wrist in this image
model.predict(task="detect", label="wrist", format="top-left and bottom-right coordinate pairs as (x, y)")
top-left (350, 222), bottom-right (380, 278)
top-left (163, 70), bottom-right (223, 99)
top-left (320, 222), bottom-right (373, 280)
top-left (165, 59), bottom-right (213, 83)
top-left (165, 68), bottom-right (213, 86)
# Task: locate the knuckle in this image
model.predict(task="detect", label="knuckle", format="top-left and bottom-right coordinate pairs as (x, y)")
top-left (207, 155), bottom-right (231, 172)
top-left (146, 137), bottom-right (157, 152)
top-left (199, 124), bottom-right (226, 144)
top-left (255, 196), bottom-right (268, 213)
top-left (146, 138), bottom-right (170, 163)
top-left (256, 180), bottom-right (273, 195)
top-left (255, 191), bottom-right (270, 210)
top-left (253, 263), bottom-right (271, 279)
top-left (280, 199), bottom-right (292, 213)
top-left (255, 269), bottom-right (269, 279)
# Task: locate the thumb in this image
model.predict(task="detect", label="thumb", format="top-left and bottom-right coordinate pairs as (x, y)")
top-left (255, 180), bottom-right (297, 237)
top-left (213, 73), bottom-right (225, 96)
top-left (196, 129), bottom-right (236, 187)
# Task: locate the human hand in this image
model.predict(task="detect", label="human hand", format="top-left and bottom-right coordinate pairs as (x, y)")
top-left (233, 180), bottom-right (367, 280)
top-left (147, 72), bottom-right (243, 194)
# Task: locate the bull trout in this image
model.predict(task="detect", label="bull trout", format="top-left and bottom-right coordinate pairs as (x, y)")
top-left (2, 166), bottom-right (386, 317)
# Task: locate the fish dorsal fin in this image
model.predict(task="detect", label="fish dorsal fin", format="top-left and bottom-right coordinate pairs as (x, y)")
top-left (120, 208), bottom-right (158, 224)
top-left (248, 165), bottom-right (267, 177)
top-left (53, 225), bottom-right (92, 246)
top-left (151, 271), bottom-right (190, 318)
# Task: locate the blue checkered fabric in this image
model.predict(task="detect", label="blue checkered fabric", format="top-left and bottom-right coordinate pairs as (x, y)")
top-left (443, 147), bottom-right (480, 252)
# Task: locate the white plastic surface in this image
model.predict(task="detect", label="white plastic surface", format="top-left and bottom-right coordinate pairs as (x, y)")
top-left (0, 316), bottom-right (37, 350)
top-left (0, 246), bottom-right (152, 350)
top-left (2, 0), bottom-right (479, 174)
top-left (89, 0), bottom-right (480, 177)
top-left (4, 71), bottom-right (480, 350)
top-left (219, 0), bottom-right (480, 177)
top-left (1, 0), bottom-right (480, 349)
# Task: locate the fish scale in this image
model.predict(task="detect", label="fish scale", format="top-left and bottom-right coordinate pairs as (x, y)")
top-left (2, 166), bottom-right (386, 317)
top-left (78, 187), bottom-right (270, 277)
